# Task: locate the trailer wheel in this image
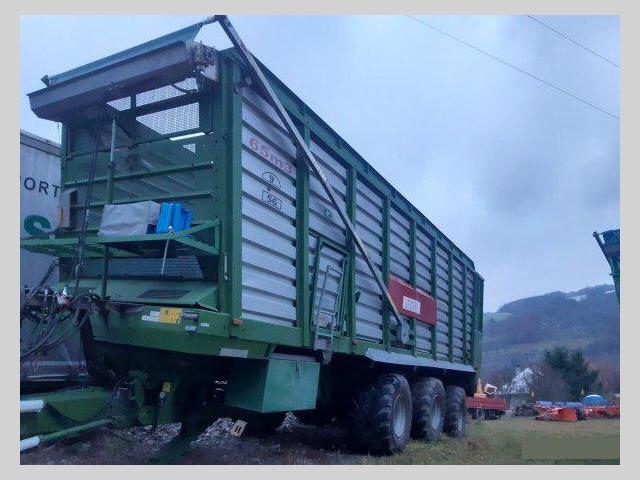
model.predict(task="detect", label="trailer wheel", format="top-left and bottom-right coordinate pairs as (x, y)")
top-left (476, 408), bottom-right (485, 421)
top-left (444, 386), bottom-right (466, 439)
top-left (349, 373), bottom-right (412, 455)
top-left (410, 377), bottom-right (445, 442)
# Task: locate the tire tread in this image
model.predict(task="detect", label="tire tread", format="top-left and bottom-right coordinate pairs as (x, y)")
top-left (348, 373), bottom-right (412, 455)
top-left (411, 377), bottom-right (446, 442)
top-left (444, 385), bottom-right (467, 439)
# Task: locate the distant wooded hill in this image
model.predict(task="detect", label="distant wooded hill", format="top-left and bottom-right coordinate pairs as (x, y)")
top-left (482, 284), bottom-right (619, 376)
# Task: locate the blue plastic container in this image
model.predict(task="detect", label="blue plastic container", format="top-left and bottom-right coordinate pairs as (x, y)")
top-left (156, 203), bottom-right (175, 234)
top-left (172, 203), bottom-right (185, 231)
top-left (155, 202), bottom-right (192, 234)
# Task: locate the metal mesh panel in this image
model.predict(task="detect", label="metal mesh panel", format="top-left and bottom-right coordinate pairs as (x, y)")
top-left (59, 73), bottom-right (217, 284)
top-left (136, 78), bottom-right (198, 106)
top-left (137, 103), bottom-right (199, 136)
top-left (137, 289), bottom-right (190, 299)
top-left (107, 97), bottom-right (131, 111)
top-left (82, 257), bottom-right (203, 279)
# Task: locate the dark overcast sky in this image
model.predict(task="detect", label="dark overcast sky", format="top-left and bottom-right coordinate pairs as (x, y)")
top-left (20, 15), bottom-right (620, 311)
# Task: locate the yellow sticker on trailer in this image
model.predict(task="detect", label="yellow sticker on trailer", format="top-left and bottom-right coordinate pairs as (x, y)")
top-left (159, 308), bottom-right (182, 324)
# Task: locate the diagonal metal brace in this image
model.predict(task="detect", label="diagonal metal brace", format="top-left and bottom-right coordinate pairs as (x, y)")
top-left (204, 15), bottom-right (403, 327)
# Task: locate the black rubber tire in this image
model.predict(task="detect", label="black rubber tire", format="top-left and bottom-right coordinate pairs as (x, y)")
top-left (410, 377), bottom-right (445, 442)
top-left (240, 412), bottom-right (286, 437)
top-left (348, 373), bottom-right (413, 455)
top-left (444, 385), bottom-right (466, 439)
top-left (476, 408), bottom-right (485, 421)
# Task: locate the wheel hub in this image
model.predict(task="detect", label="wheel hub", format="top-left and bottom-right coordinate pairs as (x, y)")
top-left (392, 394), bottom-right (409, 437)
top-left (431, 395), bottom-right (442, 430)
top-left (457, 414), bottom-right (464, 432)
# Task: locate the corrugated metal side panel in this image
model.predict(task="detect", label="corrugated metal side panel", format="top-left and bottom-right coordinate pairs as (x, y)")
top-left (415, 228), bottom-right (433, 353)
top-left (354, 179), bottom-right (384, 342)
top-left (416, 321), bottom-right (433, 353)
top-left (435, 244), bottom-right (450, 360)
top-left (415, 228), bottom-right (433, 294)
top-left (389, 207), bottom-right (411, 281)
top-left (241, 88), bottom-right (298, 327)
top-left (309, 140), bottom-right (347, 245)
top-left (465, 267), bottom-right (475, 358)
top-left (389, 206), bottom-right (414, 345)
top-left (452, 258), bottom-right (465, 362)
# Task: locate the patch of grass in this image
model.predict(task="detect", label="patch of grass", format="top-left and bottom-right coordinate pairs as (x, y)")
top-left (363, 417), bottom-right (619, 465)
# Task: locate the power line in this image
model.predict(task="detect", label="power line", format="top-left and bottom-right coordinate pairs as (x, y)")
top-left (406, 15), bottom-right (619, 120)
top-left (526, 15), bottom-right (619, 68)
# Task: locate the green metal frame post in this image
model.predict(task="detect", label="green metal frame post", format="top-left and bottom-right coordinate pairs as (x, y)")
top-left (224, 58), bottom-right (244, 333)
top-left (430, 239), bottom-right (438, 359)
top-left (471, 274), bottom-right (484, 369)
top-left (297, 121), bottom-right (311, 346)
top-left (409, 218), bottom-right (417, 355)
top-left (462, 267), bottom-right (468, 364)
top-left (100, 117), bottom-right (117, 297)
top-left (448, 250), bottom-right (454, 362)
top-left (382, 197), bottom-right (391, 350)
top-left (347, 166), bottom-right (357, 350)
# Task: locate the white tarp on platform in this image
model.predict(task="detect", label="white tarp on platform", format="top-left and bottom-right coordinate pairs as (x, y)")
top-left (98, 201), bottom-right (160, 237)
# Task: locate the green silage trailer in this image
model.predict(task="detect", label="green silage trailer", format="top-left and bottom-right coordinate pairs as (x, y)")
top-left (594, 229), bottom-right (620, 303)
top-left (20, 17), bottom-right (484, 459)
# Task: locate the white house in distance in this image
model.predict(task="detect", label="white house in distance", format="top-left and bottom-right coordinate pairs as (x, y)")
top-left (499, 365), bottom-right (535, 395)
top-left (497, 365), bottom-right (539, 410)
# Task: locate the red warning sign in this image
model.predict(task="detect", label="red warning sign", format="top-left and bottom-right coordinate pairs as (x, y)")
top-left (388, 275), bottom-right (437, 325)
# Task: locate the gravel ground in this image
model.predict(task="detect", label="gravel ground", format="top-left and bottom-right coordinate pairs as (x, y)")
top-left (20, 413), bottom-right (362, 465)
top-left (22, 416), bottom-right (619, 465)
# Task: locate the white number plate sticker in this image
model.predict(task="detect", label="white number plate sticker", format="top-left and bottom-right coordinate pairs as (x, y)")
top-left (402, 296), bottom-right (421, 315)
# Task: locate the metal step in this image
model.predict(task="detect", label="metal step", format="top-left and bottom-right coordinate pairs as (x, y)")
top-left (311, 255), bottom-right (346, 352)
